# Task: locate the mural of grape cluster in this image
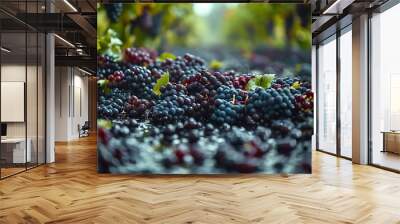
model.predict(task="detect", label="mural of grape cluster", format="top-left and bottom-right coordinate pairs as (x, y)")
top-left (97, 48), bottom-right (313, 174)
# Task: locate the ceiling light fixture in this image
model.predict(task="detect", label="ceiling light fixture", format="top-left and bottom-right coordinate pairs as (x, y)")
top-left (63, 0), bottom-right (78, 12)
top-left (78, 67), bottom-right (92, 76)
top-left (54, 34), bottom-right (75, 48)
top-left (1, 47), bottom-right (11, 53)
top-left (322, 0), bottom-right (354, 15)
top-left (322, 0), bottom-right (341, 14)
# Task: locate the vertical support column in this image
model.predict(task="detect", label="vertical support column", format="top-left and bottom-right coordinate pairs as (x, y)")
top-left (336, 29), bottom-right (341, 157)
top-left (352, 14), bottom-right (369, 164)
top-left (312, 45), bottom-right (317, 150)
top-left (46, 1), bottom-right (55, 163)
top-left (315, 45), bottom-right (320, 150)
top-left (88, 76), bottom-right (97, 132)
top-left (46, 33), bottom-right (55, 163)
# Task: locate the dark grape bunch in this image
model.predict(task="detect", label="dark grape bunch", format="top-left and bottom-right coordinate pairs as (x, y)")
top-left (150, 85), bottom-right (200, 124)
top-left (232, 74), bottom-right (253, 90)
top-left (97, 49), bottom-right (313, 174)
top-left (125, 96), bottom-right (154, 119)
top-left (104, 3), bottom-right (123, 23)
top-left (183, 71), bottom-right (233, 97)
top-left (98, 88), bottom-right (129, 120)
top-left (150, 53), bottom-right (206, 83)
top-left (124, 48), bottom-right (156, 66)
top-left (246, 87), bottom-right (296, 124)
top-left (98, 55), bottom-right (125, 80)
top-left (215, 85), bottom-right (247, 103)
top-left (107, 70), bottom-right (124, 87)
top-left (211, 99), bottom-right (244, 126)
top-left (122, 66), bottom-right (158, 100)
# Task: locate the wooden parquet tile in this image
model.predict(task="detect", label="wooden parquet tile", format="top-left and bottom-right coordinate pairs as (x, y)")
top-left (1, 135), bottom-right (400, 224)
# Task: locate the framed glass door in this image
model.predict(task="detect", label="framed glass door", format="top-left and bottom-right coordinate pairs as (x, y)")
top-left (0, 2), bottom-right (28, 178)
top-left (370, 2), bottom-right (400, 172)
top-left (0, 0), bottom-right (46, 179)
top-left (316, 23), bottom-right (353, 159)
top-left (339, 26), bottom-right (352, 159)
top-left (317, 35), bottom-right (337, 155)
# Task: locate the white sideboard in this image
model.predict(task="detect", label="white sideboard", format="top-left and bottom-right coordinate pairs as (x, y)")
top-left (1, 138), bottom-right (32, 163)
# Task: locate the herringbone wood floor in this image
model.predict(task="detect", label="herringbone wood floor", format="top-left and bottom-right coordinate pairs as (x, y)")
top-left (1, 135), bottom-right (400, 224)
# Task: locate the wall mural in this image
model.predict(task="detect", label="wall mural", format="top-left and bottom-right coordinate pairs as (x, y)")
top-left (97, 3), bottom-right (313, 174)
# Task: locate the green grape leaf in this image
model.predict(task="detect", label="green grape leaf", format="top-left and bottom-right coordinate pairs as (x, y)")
top-left (97, 29), bottom-right (123, 59)
top-left (153, 72), bottom-right (170, 96)
top-left (98, 79), bottom-right (111, 95)
top-left (291, 81), bottom-right (301, 89)
top-left (97, 119), bottom-right (112, 129)
top-left (210, 60), bottom-right (224, 70)
top-left (246, 78), bottom-right (258, 91)
top-left (158, 52), bottom-right (176, 62)
top-left (246, 74), bottom-right (275, 91)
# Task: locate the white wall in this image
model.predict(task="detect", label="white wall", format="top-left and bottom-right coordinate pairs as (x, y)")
top-left (72, 73), bottom-right (89, 138)
top-left (54, 66), bottom-right (89, 141)
top-left (55, 66), bottom-right (69, 141)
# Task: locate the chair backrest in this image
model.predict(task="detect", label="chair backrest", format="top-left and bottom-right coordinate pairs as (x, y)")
top-left (82, 121), bottom-right (90, 129)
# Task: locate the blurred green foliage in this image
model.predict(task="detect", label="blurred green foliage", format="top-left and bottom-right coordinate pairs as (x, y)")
top-left (98, 3), bottom-right (199, 53)
top-left (97, 3), bottom-right (311, 55)
top-left (220, 4), bottom-right (311, 52)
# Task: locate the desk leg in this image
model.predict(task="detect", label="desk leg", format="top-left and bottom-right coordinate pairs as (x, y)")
top-left (382, 133), bottom-right (386, 153)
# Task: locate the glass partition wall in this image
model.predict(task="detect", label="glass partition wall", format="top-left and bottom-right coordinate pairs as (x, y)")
top-left (339, 27), bottom-right (352, 159)
top-left (317, 35), bottom-right (337, 155)
top-left (316, 25), bottom-right (353, 159)
top-left (370, 3), bottom-right (400, 171)
top-left (0, 1), bottom-right (46, 179)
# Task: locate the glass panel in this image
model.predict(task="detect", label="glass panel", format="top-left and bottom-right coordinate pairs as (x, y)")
top-left (339, 28), bottom-right (352, 158)
top-left (371, 4), bottom-right (400, 171)
top-left (26, 0), bottom-right (39, 169)
top-left (0, 30), bottom-right (27, 178)
top-left (317, 36), bottom-right (337, 154)
top-left (27, 30), bottom-right (38, 169)
top-left (0, 0), bottom-right (46, 178)
top-left (38, 32), bottom-right (45, 165)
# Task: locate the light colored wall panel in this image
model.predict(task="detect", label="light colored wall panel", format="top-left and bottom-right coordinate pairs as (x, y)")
top-left (54, 67), bottom-right (89, 141)
top-left (1, 82), bottom-right (25, 122)
top-left (1, 65), bottom-right (26, 139)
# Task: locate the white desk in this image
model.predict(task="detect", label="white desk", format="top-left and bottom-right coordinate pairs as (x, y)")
top-left (1, 138), bottom-right (31, 163)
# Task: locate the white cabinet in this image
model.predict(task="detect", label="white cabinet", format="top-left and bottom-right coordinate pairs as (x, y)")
top-left (1, 138), bottom-right (32, 163)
